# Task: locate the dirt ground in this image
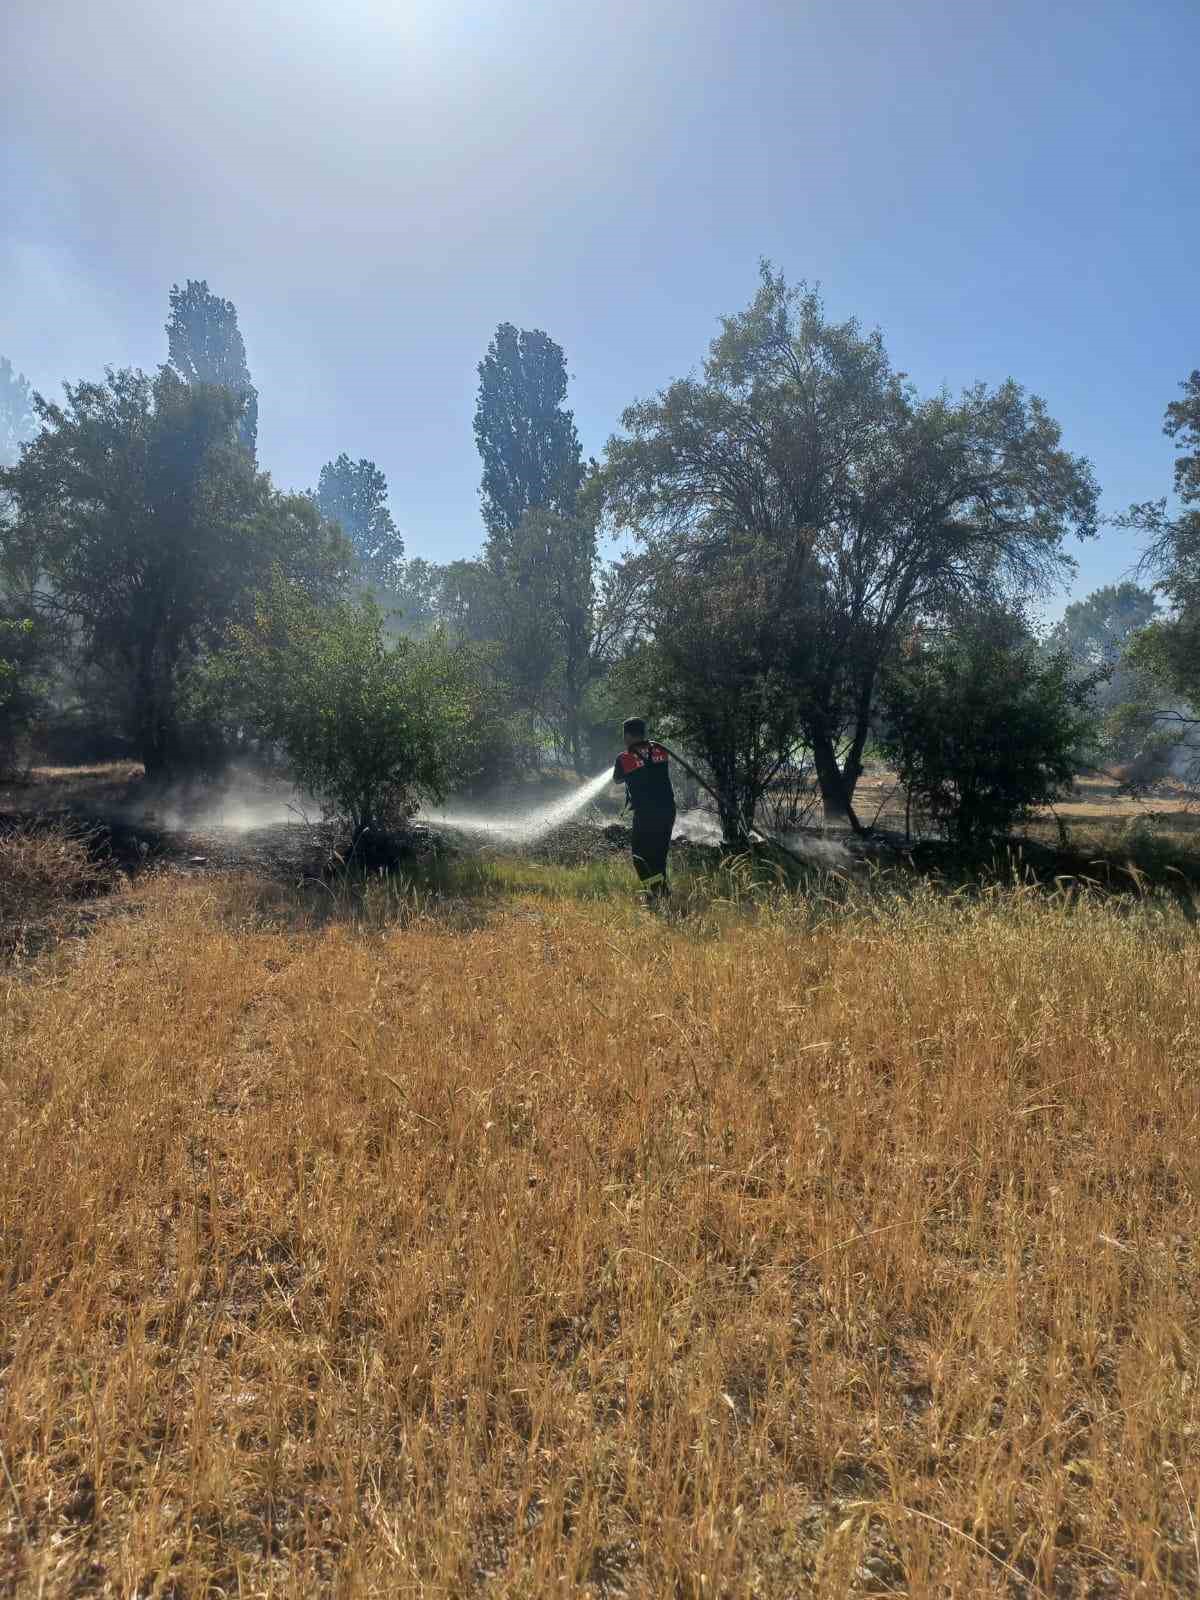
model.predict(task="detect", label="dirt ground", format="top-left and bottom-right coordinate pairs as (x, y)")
top-left (1, 763), bottom-right (1194, 890)
top-left (839, 768), bottom-right (1199, 836)
top-left (0, 766), bottom-right (322, 881)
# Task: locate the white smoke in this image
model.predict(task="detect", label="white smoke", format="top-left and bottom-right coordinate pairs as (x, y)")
top-left (125, 766), bottom-right (319, 834)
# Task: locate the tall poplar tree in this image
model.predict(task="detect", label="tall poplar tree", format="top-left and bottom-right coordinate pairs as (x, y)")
top-left (473, 323), bottom-right (584, 564)
top-left (166, 279), bottom-right (259, 457)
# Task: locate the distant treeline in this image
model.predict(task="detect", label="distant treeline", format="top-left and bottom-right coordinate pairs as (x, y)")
top-left (2, 272), bottom-right (1198, 843)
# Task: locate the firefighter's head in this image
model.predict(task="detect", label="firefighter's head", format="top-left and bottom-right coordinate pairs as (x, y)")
top-left (622, 717), bottom-right (647, 751)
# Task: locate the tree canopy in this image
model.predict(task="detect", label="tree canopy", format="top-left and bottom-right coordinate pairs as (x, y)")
top-left (315, 453), bottom-right (405, 590)
top-left (0, 367), bottom-right (348, 775)
top-left (1118, 371), bottom-right (1200, 733)
top-left (0, 358), bottom-right (37, 468)
top-left (880, 606), bottom-right (1095, 846)
top-left (1166, 371), bottom-right (1200, 506)
top-left (1050, 582), bottom-right (1159, 670)
top-left (166, 279), bottom-right (259, 457)
top-left (604, 264), bottom-right (1099, 826)
top-left (619, 533), bottom-right (812, 843)
top-left (474, 323), bottom-right (584, 561)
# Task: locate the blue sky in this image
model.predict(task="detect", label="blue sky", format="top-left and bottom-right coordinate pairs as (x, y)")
top-left (3, 0), bottom-right (1197, 616)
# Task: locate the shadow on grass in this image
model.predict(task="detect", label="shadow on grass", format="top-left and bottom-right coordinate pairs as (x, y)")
top-left (199, 816), bottom-right (1200, 945)
top-left (0, 814), bottom-right (136, 966)
top-left (0, 762), bottom-right (148, 821)
top-left (214, 845), bottom-right (867, 943)
top-left (882, 830), bottom-right (1200, 931)
top-left (1004, 827), bottom-right (1200, 894)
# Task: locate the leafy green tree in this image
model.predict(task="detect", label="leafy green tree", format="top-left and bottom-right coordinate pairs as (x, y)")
top-left (488, 508), bottom-right (606, 771)
top-left (434, 526), bottom-right (641, 775)
top-left (1113, 614), bottom-right (1200, 791)
top-left (1048, 582), bottom-right (1162, 763)
top-left (433, 559), bottom-right (501, 644)
top-left (1106, 371), bottom-right (1200, 783)
top-left (315, 453), bottom-right (405, 590)
top-left (485, 531), bottom-right (562, 725)
top-left (1166, 371), bottom-right (1200, 504)
top-left (1122, 620), bottom-right (1200, 717)
top-left (604, 265), bottom-right (1098, 827)
top-left (474, 323), bottom-right (585, 562)
top-left (0, 358), bottom-right (36, 467)
top-left (879, 608), bottom-right (1095, 845)
top-left (231, 578), bottom-right (495, 838)
top-left (386, 556), bottom-right (543, 770)
top-left (1050, 582), bottom-right (1159, 672)
top-left (0, 368), bottom-right (348, 777)
top-left (1120, 373), bottom-right (1200, 700)
top-left (166, 279), bottom-right (259, 457)
top-left (0, 613), bottom-right (50, 773)
top-left (617, 536), bottom-right (813, 844)
top-left (386, 557), bottom-right (445, 637)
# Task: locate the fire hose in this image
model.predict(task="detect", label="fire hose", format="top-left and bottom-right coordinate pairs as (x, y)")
top-left (655, 742), bottom-right (810, 871)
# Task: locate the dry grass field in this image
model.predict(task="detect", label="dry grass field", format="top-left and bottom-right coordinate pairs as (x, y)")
top-left (0, 821), bottom-right (121, 964)
top-left (846, 771), bottom-right (1200, 839)
top-left (0, 765), bottom-right (146, 816)
top-left (3, 845), bottom-right (1200, 1598)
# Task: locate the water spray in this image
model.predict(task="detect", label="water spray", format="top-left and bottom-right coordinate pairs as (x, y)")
top-left (422, 744), bottom-right (813, 872)
top-left (420, 767), bottom-right (613, 845)
top-left (656, 742), bottom-right (810, 870)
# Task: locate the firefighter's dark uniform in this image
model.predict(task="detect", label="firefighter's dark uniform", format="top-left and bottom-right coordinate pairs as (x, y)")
top-left (613, 741), bottom-right (676, 901)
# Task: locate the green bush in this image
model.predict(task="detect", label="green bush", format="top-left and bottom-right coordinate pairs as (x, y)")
top-left (880, 616), bottom-right (1096, 846)
top-left (231, 579), bottom-right (504, 838)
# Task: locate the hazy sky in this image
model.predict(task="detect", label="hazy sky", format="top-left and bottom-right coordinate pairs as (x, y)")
top-left (3, 0), bottom-right (1197, 613)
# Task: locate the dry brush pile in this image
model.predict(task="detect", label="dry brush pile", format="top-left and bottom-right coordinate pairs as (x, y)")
top-left (1, 870), bottom-right (1199, 1596)
top-left (0, 821), bottom-right (122, 963)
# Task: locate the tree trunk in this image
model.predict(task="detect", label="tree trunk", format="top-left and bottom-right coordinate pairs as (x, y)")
top-left (811, 732), bottom-right (858, 827)
top-left (133, 639), bottom-right (181, 784)
top-left (811, 679), bottom-right (877, 834)
top-left (700, 756), bottom-right (745, 847)
top-left (564, 650), bottom-right (589, 776)
top-left (718, 798), bottom-right (749, 849)
top-left (842, 677), bottom-right (876, 805)
top-left (138, 720), bottom-right (172, 783)
top-left (135, 674), bottom-right (166, 782)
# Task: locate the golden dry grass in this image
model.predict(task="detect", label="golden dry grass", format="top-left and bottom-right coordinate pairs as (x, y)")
top-left (0, 766), bottom-right (146, 836)
top-left (0, 763), bottom-right (143, 805)
top-left (0, 823), bottom-right (119, 962)
top-left (2, 866), bottom-right (1200, 1597)
top-left (847, 772), bottom-right (1200, 842)
top-left (21, 764), bottom-right (144, 785)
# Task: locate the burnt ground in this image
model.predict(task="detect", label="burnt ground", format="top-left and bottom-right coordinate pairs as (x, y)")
top-left (0, 808), bottom-right (326, 880)
top-left (0, 799), bottom-right (838, 900)
top-left (3, 762), bottom-right (1198, 908)
top-left (0, 764), bottom-right (375, 882)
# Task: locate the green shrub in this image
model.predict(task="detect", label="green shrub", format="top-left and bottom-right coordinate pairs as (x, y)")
top-left (880, 615), bottom-right (1095, 846)
top-left (0, 617), bottom-right (46, 773)
top-left (231, 579), bottom-right (505, 838)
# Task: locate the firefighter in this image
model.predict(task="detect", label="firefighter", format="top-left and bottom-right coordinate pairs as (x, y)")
top-left (612, 718), bottom-right (677, 905)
